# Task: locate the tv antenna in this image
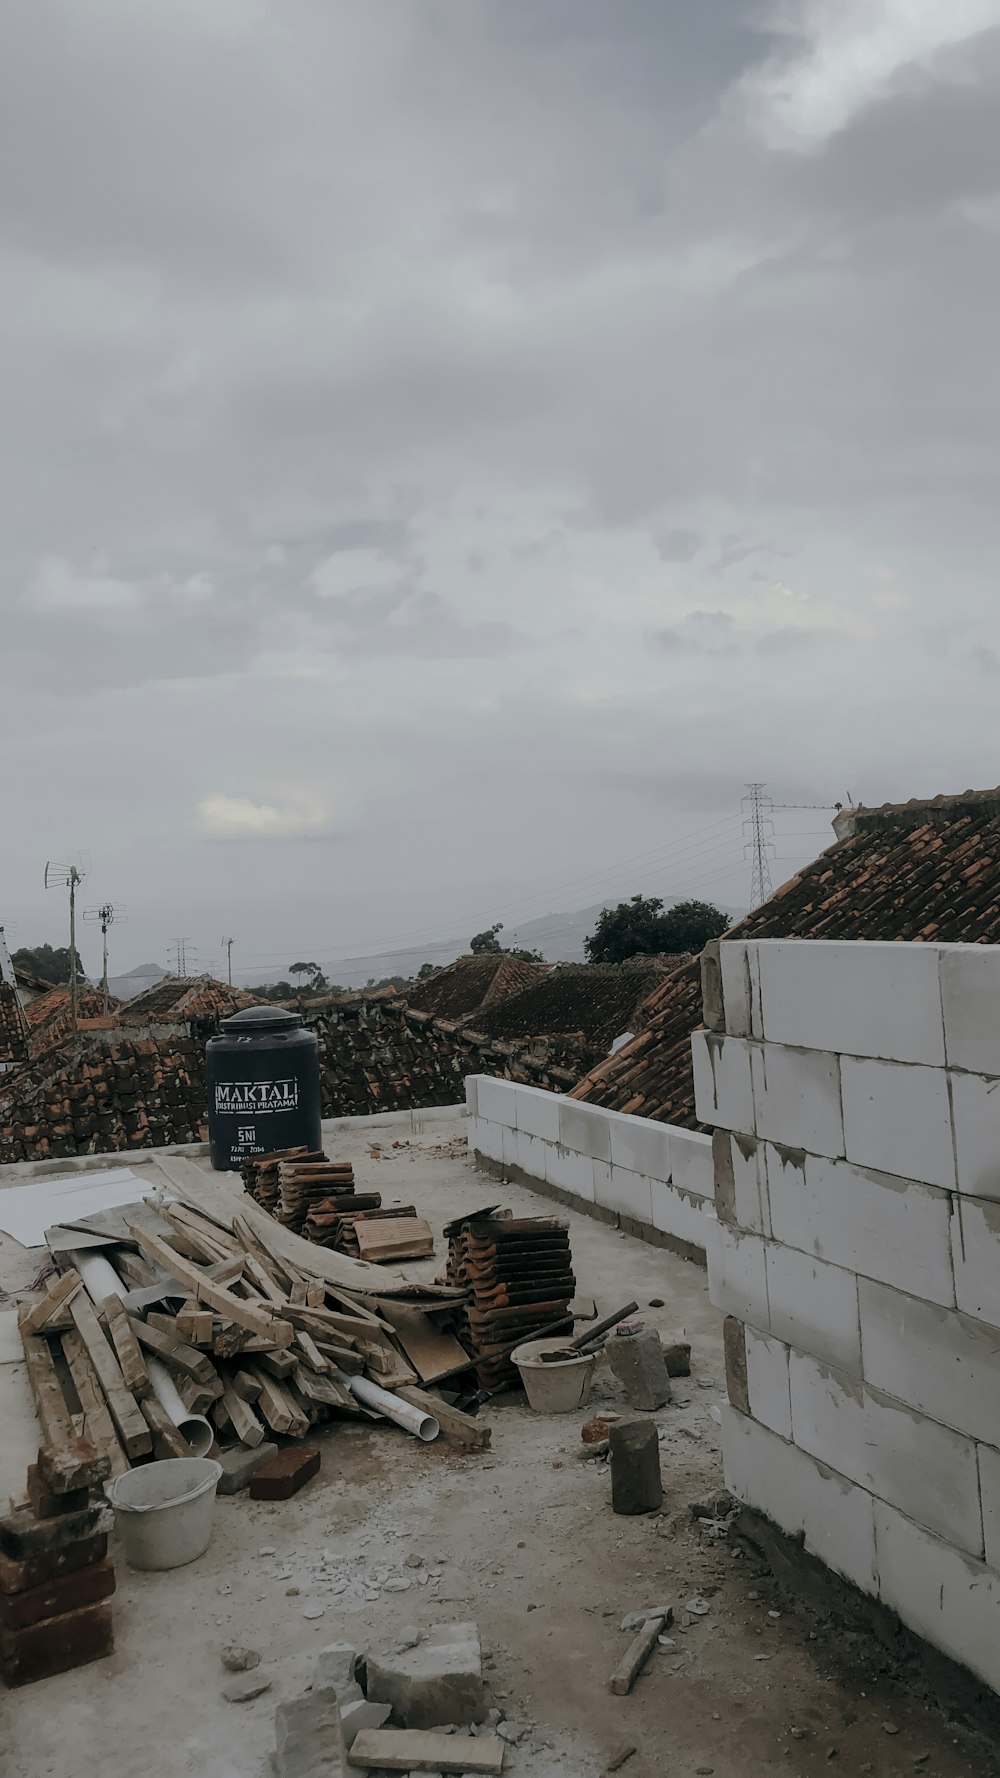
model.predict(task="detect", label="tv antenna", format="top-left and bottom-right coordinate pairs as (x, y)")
top-left (44, 859), bottom-right (87, 1036)
top-left (84, 902), bottom-right (125, 1014)
top-left (222, 936), bottom-right (235, 986)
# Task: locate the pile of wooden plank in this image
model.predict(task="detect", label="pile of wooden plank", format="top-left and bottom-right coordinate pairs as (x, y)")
top-left (446, 1211), bottom-right (576, 1390)
top-left (14, 1155), bottom-right (480, 1479)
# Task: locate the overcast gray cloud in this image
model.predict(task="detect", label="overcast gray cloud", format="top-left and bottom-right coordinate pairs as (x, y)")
top-left (4, 0), bottom-right (1000, 982)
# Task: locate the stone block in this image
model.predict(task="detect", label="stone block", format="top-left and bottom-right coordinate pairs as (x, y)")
top-left (313, 1642), bottom-right (359, 1699)
top-left (859, 1277), bottom-right (1000, 1444)
top-left (649, 1180), bottom-right (713, 1251)
top-left (750, 938), bottom-right (946, 1065)
top-left (691, 1031), bottom-right (755, 1133)
top-left (216, 1441), bottom-right (279, 1495)
top-left (707, 1225), bottom-right (769, 1329)
top-left (513, 1085), bottom-right (561, 1143)
top-left (476, 1075), bottom-right (516, 1127)
top-left (668, 1128), bottom-right (713, 1200)
top-left (609, 1419), bottom-right (662, 1515)
top-left (274, 1686), bottom-right (347, 1778)
top-left (0, 1598), bottom-right (114, 1687)
top-left (950, 1069), bottom-right (1000, 1201)
top-left (722, 1405), bottom-right (877, 1594)
top-left (366, 1622), bottom-right (484, 1730)
top-left (788, 1349), bottom-right (982, 1556)
top-left (558, 1098), bottom-right (614, 1162)
top-left (719, 941), bottom-right (751, 1037)
top-left (0, 1556), bottom-right (115, 1632)
top-left (874, 1497), bottom-right (1000, 1694)
top-left (951, 1194), bottom-right (1000, 1328)
top-left (765, 1243), bottom-right (861, 1375)
top-left (841, 1056), bottom-right (955, 1189)
top-left (606, 1328), bottom-right (672, 1410)
top-left (749, 1044), bottom-right (844, 1157)
top-left (544, 1143), bottom-right (595, 1202)
top-left (764, 1145), bottom-right (956, 1307)
top-left (744, 1327), bottom-right (791, 1439)
top-left (608, 1113), bottom-right (672, 1182)
top-left (940, 944), bottom-right (1000, 1076)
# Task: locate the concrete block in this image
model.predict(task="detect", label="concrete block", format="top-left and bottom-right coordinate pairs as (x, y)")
top-left (608, 1113), bottom-right (672, 1182)
top-left (313, 1643), bottom-right (360, 1700)
top-left (723, 1405), bottom-right (877, 1593)
top-left (464, 1077), bottom-right (479, 1118)
top-left (216, 1441), bottom-right (279, 1495)
top-left (951, 1069), bottom-right (1000, 1201)
top-left (603, 1166), bottom-right (654, 1227)
top-left (745, 1327), bottom-right (792, 1439)
top-left (874, 1498), bottom-right (1000, 1694)
top-left (713, 1130), bottom-right (766, 1233)
top-left (514, 1130), bottom-right (548, 1183)
top-left (669, 1128), bottom-right (713, 1200)
top-left (476, 1075), bottom-right (516, 1127)
top-left (940, 944), bottom-right (1000, 1076)
top-left (750, 1044), bottom-right (844, 1157)
top-left (841, 1056), bottom-right (956, 1189)
top-left (951, 1194), bottom-right (1000, 1328)
top-left (700, 940), bottom-right (725, 1032)
top-left (513, 1085), bottom-right (562, 1143)
top-left (764, 1144), bottom-right (956, 1308)
top-left (691, 1031), bottom-right (755, 1133)
top-left (501, 1123), bottom-right (518, 1170)
top-left (750, 938), bottom-right (946, 1065)
top-left (707, 1226), bottom-right (769, 1329)
top-left (558, 1098), bottom-right (614, 1163)
top-left (472, 1120), bottom-right (503, 1164)
top-left (765, 1243), bottom-right (861, 1375)
top-left (649, 1180), bottom-right (714, 1251)
top-left (544, 1144), bottom-right (595, 1203)
top-left (719, 941), bottom-right (751, 1037)
top-left (366, 1622), bottom-right (484, 1729)
top-left (788, 1349), bottom-right (982, 1555)
top-left (274, 1686), bottom-right (347, 1778)
top-left (592, 1160), bottom-right (613, 1206)
top-left (859, 1278), bottom-right (1000, 1444)
top-left (978, 1443), bottom-right (1000, 1571)
top-left (464, 1114), bottom-right (482, 1153)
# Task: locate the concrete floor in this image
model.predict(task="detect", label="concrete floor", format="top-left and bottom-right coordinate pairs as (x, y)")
top-left (0, 1109), bottom-right (997, 1778)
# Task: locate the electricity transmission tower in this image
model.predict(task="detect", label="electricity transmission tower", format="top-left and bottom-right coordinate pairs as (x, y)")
top-left (742, 783), bottom-right (775, 908)
top-left (84, 903), bottom-right (124, 1014)
top-left (169, 938), bottom-right (194, 977)
top-left (44, 859), bottom-right (86, 1036)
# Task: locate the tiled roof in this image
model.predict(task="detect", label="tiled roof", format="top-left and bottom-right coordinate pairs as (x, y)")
top-left (473, 959), bottom-right (680, 1050)
top-left (401, 955), bottom-right (550, 1022)
top-left (119, 975), bottom-right (265, 1024)
top-left (574, 787), bottom-right (1000, 1127)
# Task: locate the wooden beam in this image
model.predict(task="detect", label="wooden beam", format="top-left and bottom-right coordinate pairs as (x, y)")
top-left (127, 1221), bottom-right (293, 1347)
top-left (60, 1329), bottom-right (129, 1478)
top-left (396, 1385), bottom-right (491, 1451)
top-left (128, 1316), bottom-right (219, 1384)
top-left (18, 1311), bottom-right (75, 1447)
top-left (68, 1292), bottom-right (151, 1460)
top-left (141, 1395), bottom-right (192, 1459)
top-left (219, 1384), bottom-right (264, 1447)
top-left (20, 1270), bottom-right (83, 1335)
top-left (609, 1615), bottom-right (667, 1696)
top-left (101, 1294), bottom-right (153, 1399)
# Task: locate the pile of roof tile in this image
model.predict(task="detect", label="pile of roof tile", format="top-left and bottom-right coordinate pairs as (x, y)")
top-left (445, 1210), bottom-right (575, 1390)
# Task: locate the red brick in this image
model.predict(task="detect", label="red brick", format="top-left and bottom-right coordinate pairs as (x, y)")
top-left (27, 1464), bottom-right (91, 1522)
top-left (37, 1437), bottom-right (110, 1497)
top-left (249, 1445), bottom-right (321, 1500)
top-left (0, 1557), bottom-right (115, 1630)
top-left (0, 1502), bottom-right (106, 1562)
top-left (0, 1599), bottom-right (114, 1686)
top-left (0, 1533), bottom-right (108, 1596)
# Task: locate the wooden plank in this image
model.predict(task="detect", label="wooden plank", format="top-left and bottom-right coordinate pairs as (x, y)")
top-left (243, 1253), bottom-right (286, 1305)
top-left (149, 1153), bottom-right (251, 1232)
top-left (140, 1395), bottom-right (191, 1459)
top-left (146, 1311), bottom-right (181, 1338)
top-left (354, 1339), bottom-right (417, 1390)
top-left (292, 1328), bottom-right (329, 1374)
top-left (396, 1385), bottom-right (491, 1451)
top-left (176, 1302), bottom-right (215, 1345)
top-left (292, 1367), bottom-right (353, 1411)
top-left (127, 1221), bottom-right (294, 1347)
top-left (379, 1303), bottom-right (473, 1386)
top-left (61, 1329), bottom-right (129, 1478)
top-left (609, 1614), bottom-right (667, 1696)
top-left (355, 1217), bottom-right (435, 1264)
top-left (250, 1348), bottom-right (297, 1380)
top-left (228, 1369), bottom-right (262, 1403)
top-left (313, 1340), bottom-right (365, 1375)
top-left (128, 1315), bottom-right (218, 1385)
top-left (164, 1201), bottom-right (241, 1258)
top-left (238, 1203), bottom-right (464, 1303)
top-left (219, 1384), bottom-right (264, 1447)
top-left (102, 1294), bottom-right (153, 1399)
top-left (205, 1256), bottom-right (244, 1288)
top-left (250, 1368), bottom-right (294, 1435)
top-left (18, 1311), bottom-right (75, 1447)
top-left (68, 1291), bottom-right (151, 1460)
top-left (349, 1730), bottom-right (504, 1773)
top-left (20, 1270), bottom-right (83, 1335)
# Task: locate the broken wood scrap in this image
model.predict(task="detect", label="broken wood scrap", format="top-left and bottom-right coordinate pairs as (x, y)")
top-left (128, 1315), bottom-right (220, 1385)
top-left (140, 1395), bottom-right (192, 1459)
top-left (19, 1270), bottom-right (83, 1335)
top-left (395, 1384), bottom-right (491, 1451)
top-left (18, 1310), bottom-right (77, 1449)
top-left (219, 1383), bottom-right (264, 1447)
top-left (377, 1301), bottom-right (473, 1386)
top-left (60, 1328), bottom-right (129, 1479)
top-left (127, 1220), bottom-right (294, 1347)
top-left (609, 1613), bottom-right (668, 1696)
top-left (101, 1294), bottom-right (153, 1399)
top-left (175, 1301), bottom-right (214, 1345)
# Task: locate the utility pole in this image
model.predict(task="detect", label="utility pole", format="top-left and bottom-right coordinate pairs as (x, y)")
top-left (741, 783), bottom-right (775, 908)
top-left (222, 937), bottom-right (235, 986)
top-left (44, 860), bottom-right (86, 1037)
top-left (84, 903), bottom-right (123, 1014)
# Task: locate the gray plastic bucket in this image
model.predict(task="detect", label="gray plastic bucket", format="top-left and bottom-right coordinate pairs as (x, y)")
top-left (106, 1457), bottom-right (222, 1570)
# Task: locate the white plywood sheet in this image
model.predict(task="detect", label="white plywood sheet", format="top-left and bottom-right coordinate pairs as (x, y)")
top-left (0, 1168), bottom-right (147, 1249)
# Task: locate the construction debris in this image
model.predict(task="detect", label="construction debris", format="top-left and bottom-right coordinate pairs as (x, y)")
top-left (0, 1437), bottom-right (115, 1687)
top-left (609, 1612), bottom-right (669, 1696)
top-left (446, 1211), bottom-right (576, 1389)
top-left (606, 1321), bottom-right (672, 1410)
top-left (366, 1621), bottom-right (486, 1729)
top-left (609, 1418), bottom-right (663, 1516)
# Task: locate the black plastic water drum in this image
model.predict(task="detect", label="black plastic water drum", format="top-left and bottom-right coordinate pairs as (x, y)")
top-left (205, 1005), bottom-right (322, 1171)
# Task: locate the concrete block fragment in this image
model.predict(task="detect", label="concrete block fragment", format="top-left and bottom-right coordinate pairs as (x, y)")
top-left (719, 941), bottom-right (750, 1037)
top-left (940, 944), bottom-right (1000, 1076)
top-left (608, 1113), bottom-right (671, 1182)
top-left (609, 1419), bottom-right (662, 1515)
top-left (313, 1643), bottom-right (359, 1699)
top-left (649, 1180), bottom-right (713, 1251)
top-left (274, 1687), bottom-right (347, 1778)
top-left (669, 1129), bottom-right (713, 1200)
top-left (700, 940), bottom-right (725, 1033)
top-left (750, 938), bottom-right (946, 1064)
top-left (950, 1069), bottom-right (1000, 1201)
top-left (606, 1328), bottom-right (672, 1410)
top-left (722, 1405), bottom-right (877, 1593)
top-left (951, 1194), bottom-right (1000, 1328)
top-left (544, 1143), bottom-right (595, 1202)
top-left (512, 1085), bottom-right (561, 1143)
top-left (691, 1031), bottom-right (755, 1133)
top-left (707, 1226), bottom-right (769, 1328)
top-left (750, 1044), bottom-right (844, 1157)
top-left (366, 1622), bottom-right (485, 1730)
top-left (765, 1243), bottom-right (861, 1375)
top-left (602, 1166), bottom-right (653, 1227)
top-left (723, 1318), bottom-right (749, 1414)
top-left (216, 1441), bottom-right (279, 1495)
top-left (841, 1056), bottom-right (955, 1189)
top-left (859, 1277), bottom-right (1000, 1443)
top-left (475, 1076), bottom-right (516, 1128)
top-left (339, 1699), bottom-right (392, 1748)
top-left (744, 1327), bottom-right (791, 1439)
top-left (764, 1144), bottom-right (956, 1307)
top-left (557, 1098), bottom-right (613, 1163)
top-left (712, 1127), bottom-right (736, 1225)
top-left (714, 1130), bottom-right (766, 1232)
top-left (874, 1497), bottom-right (1000, 1693)
top-left (788, 1349), bottom-right (982, 1555)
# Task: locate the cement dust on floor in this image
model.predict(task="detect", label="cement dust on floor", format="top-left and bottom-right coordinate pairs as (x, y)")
top-left (1, 1112), bottom-right (998, 1778)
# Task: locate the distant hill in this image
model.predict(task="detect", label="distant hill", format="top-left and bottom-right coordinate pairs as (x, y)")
top-left (106, 962), bottom-right (169, 1002)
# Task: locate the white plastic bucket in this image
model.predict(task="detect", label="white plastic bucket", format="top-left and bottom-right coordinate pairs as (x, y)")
top-left (512, 1336), bottom-right (596, 1413)
top-left (106, 1457), bottom-right (223, 1571)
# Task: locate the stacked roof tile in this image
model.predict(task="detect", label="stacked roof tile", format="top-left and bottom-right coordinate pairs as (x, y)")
top-left (574, 788), bottom-right (1000, 1127)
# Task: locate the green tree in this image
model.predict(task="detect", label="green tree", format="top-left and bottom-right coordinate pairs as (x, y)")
top-left (656, 899), bottom-right (730, 953)
top-left (289, 960), bottom-right (328, 993)
top-left (12, 943), bottom-right (86, 986)
top-left (469, 923), bottom-right (503, 954)
top-left (416, 963), bottom-right (437, 979)
top-left (585, 895), bottom-right (728, 963)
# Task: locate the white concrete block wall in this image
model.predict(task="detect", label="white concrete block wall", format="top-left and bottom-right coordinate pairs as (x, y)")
top-left (462, 1074), bottom-right (715, 1255)
top-left (706, 937), bottom-right (1000, 1696)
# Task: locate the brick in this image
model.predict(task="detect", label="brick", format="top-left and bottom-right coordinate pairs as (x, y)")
top-left (750, 938), bottom-right (946, 1065)
top-left (723, 1405), bottom-right (877, 1593)
top-left (608, 1113), bottom-right (671, 1182)
top-left (669, 1128), bottom-right (713, 1200)
top-left (707, 1226), bottom-right (769, 1328)
top-left (216, 1440), bottom-right (279, 1495)
top-left (841, 1056), bottom-right (956, 1189)
top-left (951, 1195), bottom-right (1000, 1328)
top-left (249, 1445), bottom-right (321, 1500)
top-left (557, 1098), bottom-right (613, 1163)
top-left (0, 1556), bottom-right (115, 1631)
top-left (719, 941), bottom-right (751, 1038)
top-left (0, 1501), bottom-right (107, 1562)
top-left (765, 1243), bottom-right (861, 1375)
top-left (27, 1465), bottom-right (91, 1522)
top-left (600, 1166), bottom-right (653, 1227)
top-left (745, 1327), bottom-right (792, 1439)
top-left (749, 1044), bottom-right (844, 1158)
top-left (691, 1030), bottom-right (755, 1133)
top-left (649, 1179), bottom-right (713, 1251)
top-left (940, 945), bottom-right (1000, 1076)
top-left (764, 1144), bottom-right (956, 1307)
top-left (950, 1069), bottom-right (1000, 1201)
top-left (512, 1084), bottom-right (561, 1143)
top-left (788, 1349), bottom-right (982, 1555)
top-left (0, 1598), bottom-right (114, 1686)
top-left (858, 1277), bottom-right (1000, 1443)
top-left (0, 1534), bottom-right (108, 1596)
top-left (874, 1497), bottom-right (1000, 1693)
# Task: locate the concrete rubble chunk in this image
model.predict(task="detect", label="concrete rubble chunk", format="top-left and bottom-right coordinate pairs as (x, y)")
top-left (365, 1621), bottom-right (485, 1730)
top-left (607, 1328), bottom-right (672, 1410)
top-left (609, 1419), bottom-right (662, 1515)
top-left (274, 1687), bottom-right (346, 1778)
top-left (339, 1698), bottom-right (392, 1748)
top-left (224, 1671), bottom-right (272, 1703)
top-left (223, 1646), bottom-right (262, 1673)
top-left (314, 1642), bottom-right (362, 1706)
top-left (216, 1441), bottom-right (279, 1495)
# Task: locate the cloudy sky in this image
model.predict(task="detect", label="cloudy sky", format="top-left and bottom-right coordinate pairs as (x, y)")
top-left (3, 0), bottom-right (1000, 983)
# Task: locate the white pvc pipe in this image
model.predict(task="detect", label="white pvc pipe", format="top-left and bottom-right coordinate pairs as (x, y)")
top-left (146, 1358), bottom-right (214, 1459)
top-left (71, 1249), bottom-right (128, 1304)
top-left (344, 1373), bottom-right (439, 1442)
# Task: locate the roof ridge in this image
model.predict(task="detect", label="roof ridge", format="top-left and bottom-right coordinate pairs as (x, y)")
top-left (834, 786), bottom-right (1000, 838)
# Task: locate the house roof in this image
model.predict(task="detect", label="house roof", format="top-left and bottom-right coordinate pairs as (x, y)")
top-left (574, 786), bottom-right (1000, 1127)
top-left (118, 975), bottom-right (265, 1024)
top-left (471, 959), bottom-right (681, 1051)
top-left (401, 954), bottom-right (550, 1022)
